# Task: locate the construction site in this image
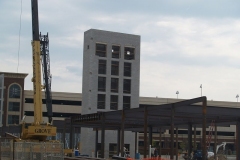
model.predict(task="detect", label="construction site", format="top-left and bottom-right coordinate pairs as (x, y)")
top-left (1, 0), bottom-right (240, 160)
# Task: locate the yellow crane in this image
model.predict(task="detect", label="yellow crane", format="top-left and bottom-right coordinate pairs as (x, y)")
top-left (20, 0), bottom-right (56, 141)
top-left (0, 1), bottom-right (66, 159)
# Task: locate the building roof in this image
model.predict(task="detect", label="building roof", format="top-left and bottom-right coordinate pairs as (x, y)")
top-left (0, 72), bottom-right (28, 78)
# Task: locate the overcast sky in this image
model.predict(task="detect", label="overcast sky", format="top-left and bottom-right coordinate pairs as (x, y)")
top-left (1, 0), bottom-right (240, 102)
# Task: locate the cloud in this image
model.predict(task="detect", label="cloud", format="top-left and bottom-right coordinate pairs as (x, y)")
top-left (66, 65), bottom-right (82, 77)
top-left (140, 61), bottom-right (240, 102)
top-left (1, 0), bottom-right (240, 102)
top-left (138, 17), bottom-right (240, 66)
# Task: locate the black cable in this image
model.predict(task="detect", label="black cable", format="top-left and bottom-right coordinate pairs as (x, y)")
top-left (17, 0), bottom-right (23, 73)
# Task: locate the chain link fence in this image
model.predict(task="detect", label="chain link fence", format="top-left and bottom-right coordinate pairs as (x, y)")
top-left (0, 138), bottom-right (14, 160)
top-left (0, 138), bottom-right (64, 160)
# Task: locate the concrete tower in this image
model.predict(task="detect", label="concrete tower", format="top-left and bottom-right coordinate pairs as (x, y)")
top-left (81, 29), bottom-right (140, 158)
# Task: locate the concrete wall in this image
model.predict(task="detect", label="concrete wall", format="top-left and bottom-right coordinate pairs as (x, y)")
top-left (82, 29), bottom-right (140, 114)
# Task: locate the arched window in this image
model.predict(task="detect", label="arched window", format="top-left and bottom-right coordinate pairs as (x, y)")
top-left (9, 84), bottom-right (21, 98)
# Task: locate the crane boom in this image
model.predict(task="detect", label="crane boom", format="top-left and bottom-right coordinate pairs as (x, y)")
top-left (31, 0), bottom-right (39, 41)
top-left (31, 0), bottom-right (43, 125)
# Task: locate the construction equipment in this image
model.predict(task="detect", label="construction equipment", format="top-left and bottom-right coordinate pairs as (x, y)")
top-left (20, 0), bottom-right (56, 141)
top-left (192, 142), bottom-right (227, 160)
top-left (216, 142), bottom-right (226, 154)
top-left (0, 1), bottom-right (64, 159)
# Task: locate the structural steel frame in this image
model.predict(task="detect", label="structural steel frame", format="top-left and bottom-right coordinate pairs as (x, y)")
top-left (71, 96), bottom-right (240, 160)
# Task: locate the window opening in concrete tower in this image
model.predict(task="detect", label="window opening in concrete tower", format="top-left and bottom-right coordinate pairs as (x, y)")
top-left (0, 77), bottom-right (2, 86)
top-left (112, 45), bottom-right (120, 58)
top-left (97, 94), bottom-right (106, 109)
top-left (123, 79), bottom-right (131, 93)
top-left (124, 62), bottom-right (131, 77)
top-left (110, 95), bottom-right (118, 110)
top-left (111, 78), bottom-right (119, 93)
top-left (8, 115), bottom-right (19, 125)
top-left (124, 47), bottom-right (135, 60)
top-left (9, 84), bottom-right (21, 98)
top-left (8, 102), bottom-right (20, 111)
top-left (98, 60), bottom-right (107, 74)
top-left (111, 61), bottom-right (119, 75)
top-left (96, 43), bottom-right (107, 57)
top-left (98, 77), bottom-right (106, 92)
top-left (123, 96), bottom-right (131, 109)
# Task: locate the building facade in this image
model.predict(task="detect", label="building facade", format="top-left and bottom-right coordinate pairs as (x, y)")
top-left (81, 29), bottom-right (141, 157)
top-left (0, 74), bottom-right (4, 127)
top-left (0, 72), bottom-right (28, 127)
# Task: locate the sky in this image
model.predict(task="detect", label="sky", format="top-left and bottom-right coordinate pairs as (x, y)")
top-left (1, 0), bottom-right (240, 102)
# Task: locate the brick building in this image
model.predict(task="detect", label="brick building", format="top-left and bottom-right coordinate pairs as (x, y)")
top-left (0, 72), bottom-right (28, 127)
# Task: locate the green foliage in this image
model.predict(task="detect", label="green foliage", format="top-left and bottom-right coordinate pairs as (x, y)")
top-left (152, 140), bottom-right (157, 147)
top-left (179, 140), bottom-right (187, 151)
top-left (179, 139), bottom-right (196, 151)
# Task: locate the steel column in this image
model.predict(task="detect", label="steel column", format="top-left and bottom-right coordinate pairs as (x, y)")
top-left (214, 123), bottom-right (217, 160)
top-left (70, 118), bottom-right (73, 149)
top-left (95, 129), bottom-right (98, 157)
top-left (117, 129), bottom-right (121, 156)
top-left (63, 119), bottom-right (66, 149)
top-left (101, 115), bottom-right (105, 158)
top-left (188, 122), bottom-right (192, 160)
top-left (202, 98), bottom-right (207, 160)
top-left (194, 125), bottom-right (196, 151)
top-left (237, 119), bottom-right (240, 160)
top-left (121, 110), bottom-right (125, 157)
top-left (149, 126), bottom-right (153, 148)
top-left (176, 127), bottom-right (178, 160)
top-left (159, 128), bottom-right (162, 158)
top-left (170, 105), bottom-right (174, 160)
top-left (135, 132), bottom-right (138, 157)
top-left (144, 107), bottom-right (148, 158)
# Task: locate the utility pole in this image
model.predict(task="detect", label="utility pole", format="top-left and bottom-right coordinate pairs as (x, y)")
top-left (200, 84), bottom-right (202, 96)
